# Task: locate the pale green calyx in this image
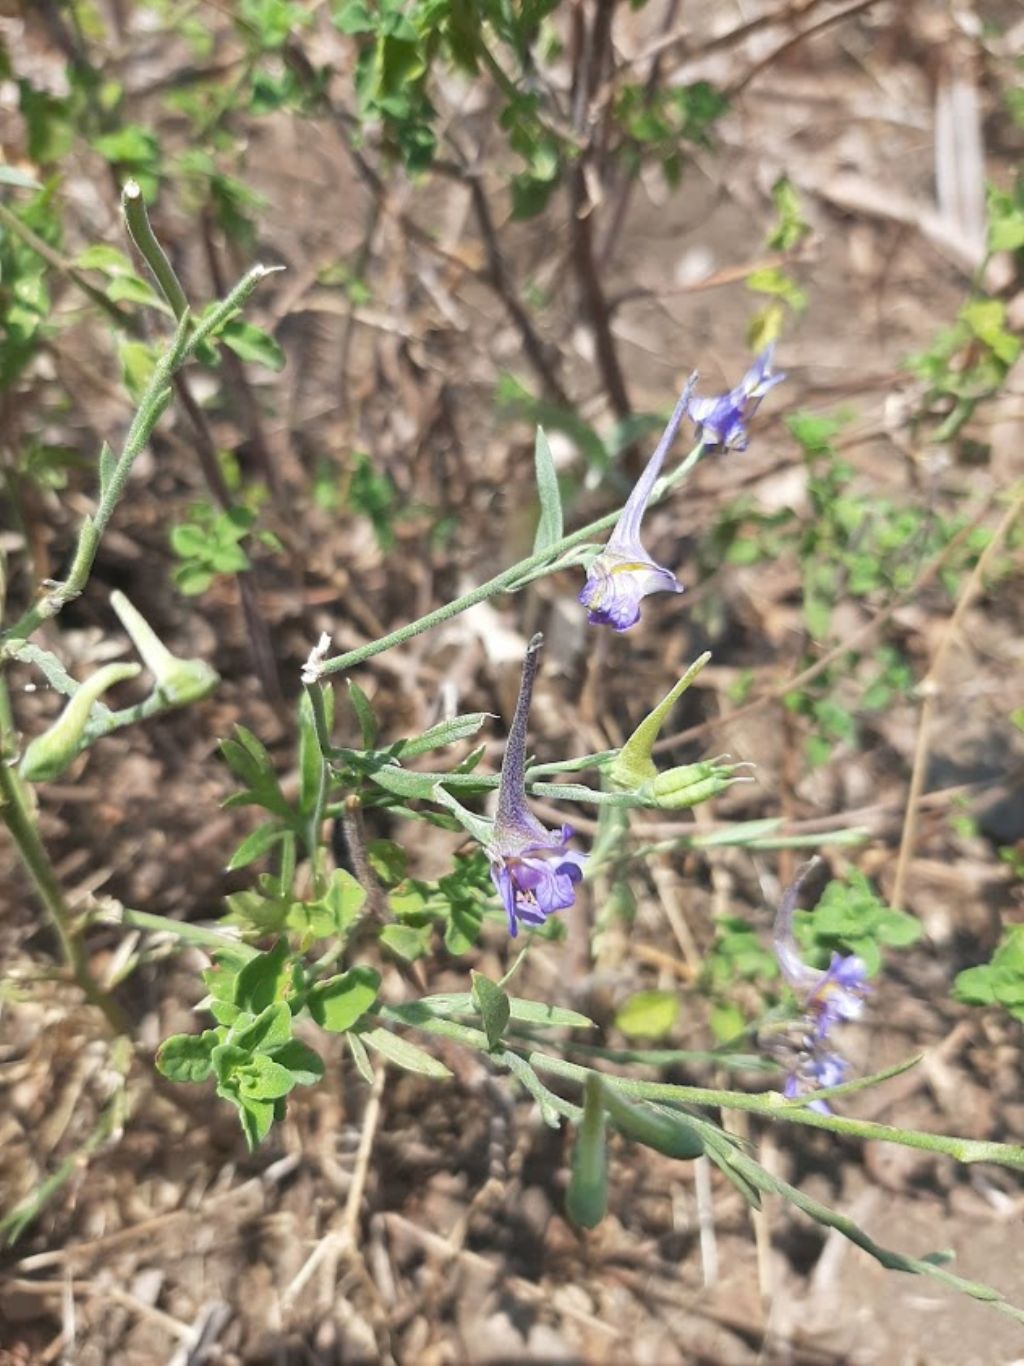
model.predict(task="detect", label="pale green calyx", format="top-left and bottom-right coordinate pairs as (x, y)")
top-left (610, 652), bottom-right (712, 790)
top-left (647, 758), bottom-right (750, 810)
top-left (111, 590), bottom-right (218, 705)
top-left (20, 662), bottom-right (141, 781)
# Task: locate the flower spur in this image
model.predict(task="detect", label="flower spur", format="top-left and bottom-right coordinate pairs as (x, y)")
top-left (486, 635), bottom-right (587, 936)
top-left (578, 377), bottom-right (696, 632)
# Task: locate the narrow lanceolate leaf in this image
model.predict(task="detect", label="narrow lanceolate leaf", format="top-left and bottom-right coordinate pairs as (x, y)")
top-left (566, 1075), bottom-right (608, 1229)
top-left (532, 426), bottom-right (564, 554)
top-left (346, 679), bottom-right (378, 748)
top-left (393, 713), bottom-right (491, 760)
top-left (724, 1145), bottom-right (1024, 1324)
top-left (413, 992), bottom-right (596, 1030)
top-left (98, 441), bottom-right (116, 495)
top-left (370, 766), bottom-right (442, 800)
top-left (226, 822), bottom-right (286, 871)
top-left (359, 1027), bottom-right (452, 1078)
top-left (347, 1030), bottom-right (376, 1084)
top-left (471, 972), bottom-right (511, 1050)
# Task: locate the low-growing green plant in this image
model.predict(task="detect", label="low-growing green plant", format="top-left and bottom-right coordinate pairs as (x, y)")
top-left (170, 502), bottom-right (256, 595)
top-left (4, 4), bottom-right (1024, 1332)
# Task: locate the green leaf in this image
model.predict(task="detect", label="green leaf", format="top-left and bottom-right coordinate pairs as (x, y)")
top-left (369, 765), bottom-right (440, 800)
top-left (238, 1053), bottom-right (296, 1101)
top-left (367, 839), bottom-right (406, 886)
top-left (98, 441), bottom-right (116, 495)
top-left (229, 1000), bottom-right (293, 1054)
top-left (346, 679), bottom-right (378, 747)
top-left (532, 426), bottom-right (564, 554)
top-left (347, 1030), bottom-right (376, 1083)
top-left (444, 897), bottom-right (484, 955)
top-left (170, 523), bottom-right (210, 559)
top-left (106, 272), bottom-right (170, 311)
top-left (156, 1030), bottom-right (218, 1083)
top-left (359, 1027), bottom-right (452, 1078)
top-left (380, 923), bottom-right (431, 962)
top-left (208, 998), bottom-right (242, 1026)
top-left (392, 712), bottom-right (490, 759)
top-left (268, 1039), bottom-right (324, 1086)
top-left (74, 244), bottom-right (135, 273)
top-left (297, 683), bottom-right (332, 815)
top-left (211, 1041), bottom-right (248, 1085)
top-left (415, 992), bottom-right (596, 1030)
top-left (614, 990), bottom-right (679, 1040)
top-left (308, 965), bottom-right (380, 1032)
top-left (227, 822), bottom-right (286, 871)
top-left (233, 939), bottom-right (293, 1013)
top-left (118, 338), bottom-right (158, 401)
top-left (93, 124), bottom-right (159, 167)
top-left (471, 972), bottom-right (511, 1050)
top-left (302, 869), bottom-right (367, 938)
top-left (233, 1093), bottom-right (275, 1148)
top-left (219, 318), bottom-right (285, 370)
top-left (876, 910), bottom-right (922, 948)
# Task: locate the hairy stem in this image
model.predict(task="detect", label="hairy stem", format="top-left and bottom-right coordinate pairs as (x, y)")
top-left (0, 760), bottom-right (128, 1034)
top-left (319, 438), bottom-right (704, 679)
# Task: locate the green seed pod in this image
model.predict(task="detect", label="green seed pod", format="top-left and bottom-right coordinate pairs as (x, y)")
top-left (602, 1086), bottom-right (705, 1161)
top-left (111, 590), bottom-right (218, 705)
top-left (566, 1075), bottom-right (609, 1229)
top-left (20, 662), bottom-right (141, 781)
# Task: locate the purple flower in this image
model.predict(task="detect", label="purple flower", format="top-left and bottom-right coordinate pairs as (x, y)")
top-left (687, 344), bottom-right (786, 451)
top-left (487, 635), bottom-right (587, 936)
top-left (770, 860), bottom-right (870, 1108)
top-left (783, 1047), bottom-right (849, 1113)
top-left (773, 861), bottom-right (869, 1030)
top-left (578, 379), bottom-right (695, 632)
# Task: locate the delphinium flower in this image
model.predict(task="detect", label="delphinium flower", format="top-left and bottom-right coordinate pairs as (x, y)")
top-left (578, 378), bottom-right (695, 632)
top-left (687, 344), bottom-right (786, 451)
top-left (486, 634), bottom-right (587, 937)
top-left (771, 859), bottom-right (870, 1110)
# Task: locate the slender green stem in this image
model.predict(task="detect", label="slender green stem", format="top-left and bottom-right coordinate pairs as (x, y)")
top-left (525, 1050), bottom-right (1024, 1169)
top-left (122, 179), bottom-right (189, 320)
top-left (0, 760), bottom-right (128, 1033)
top-left (378, 1003), bottom-right (1024, 1171)
top-left (319, 440), bottom-right (706, 677)
top-left (0, 263), bottom-right (272, 654)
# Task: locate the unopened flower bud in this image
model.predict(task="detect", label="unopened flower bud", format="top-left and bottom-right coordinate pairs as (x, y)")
top-left (111, 590), bottom-right (218, 705)
top-left (20, 662), bottom-right (141, 781)
top-left (648, 758), bottom-right (749, 810)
